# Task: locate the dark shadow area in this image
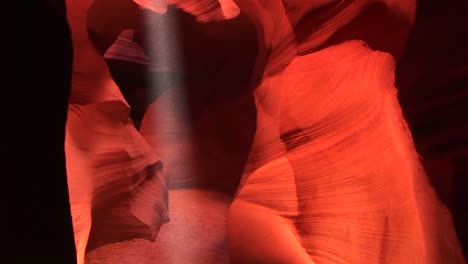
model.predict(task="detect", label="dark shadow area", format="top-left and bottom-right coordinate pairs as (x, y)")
top-left (5, 1), bottom-right (77, 263)
top-left (396, 0), bottom-right (468, 258)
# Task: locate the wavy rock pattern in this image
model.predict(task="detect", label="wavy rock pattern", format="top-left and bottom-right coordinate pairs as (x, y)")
top-left (79, 0), bottom-right (466, 263)
top-left (226, 1), bottom-right (465, 263)
top-left (65, 1), bottom-right (169, 264)
top-left (133, 0), bottom-right (240, 22)
top-left (230, 40), bottom-right (465, 264)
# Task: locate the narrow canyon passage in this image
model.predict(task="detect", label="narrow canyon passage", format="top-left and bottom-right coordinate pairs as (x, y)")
top-left (6, 0), bottom-right (468, 264)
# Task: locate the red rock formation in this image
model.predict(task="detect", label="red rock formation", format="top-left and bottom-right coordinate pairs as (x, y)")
top-left (8, 1), bottom-right (467, 263)
top-left (133, 0), bottom-right (240, 22)
top-left (65, 1), bottom-right (169, 263)
top-left (78, 0), bottom-right (467, 263)
top-left (230, 40), bottom-right (465, 264)
top-left (226, 1), bottom-right (465, 263)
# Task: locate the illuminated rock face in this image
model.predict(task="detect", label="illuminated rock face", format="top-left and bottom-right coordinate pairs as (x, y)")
top-left (229, 40), bottom-right (465, 264)
top-left (65, 1), bottom-right (168, 264)
top-left (63, 0), bottom-right (466, 263)
top-left (132, 0), bottom-right (240, 22)
top-left (224, 2), bottom-right (465, 263)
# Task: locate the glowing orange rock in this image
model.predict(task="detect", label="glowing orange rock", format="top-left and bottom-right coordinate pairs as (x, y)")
top-left (69, 0), bottom-right (466, 263)
top-left (225, 1), bottom-right (465, 263)
top-left (132, 0), bottom-right (240, 22)
top-left (229, 40), bottom-right (465, 264)
top-left (65, 1), bottom-right (169, 264)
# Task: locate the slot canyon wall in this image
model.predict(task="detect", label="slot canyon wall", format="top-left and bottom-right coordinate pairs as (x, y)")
top-left (6, 0), bottom-right (468, 263)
